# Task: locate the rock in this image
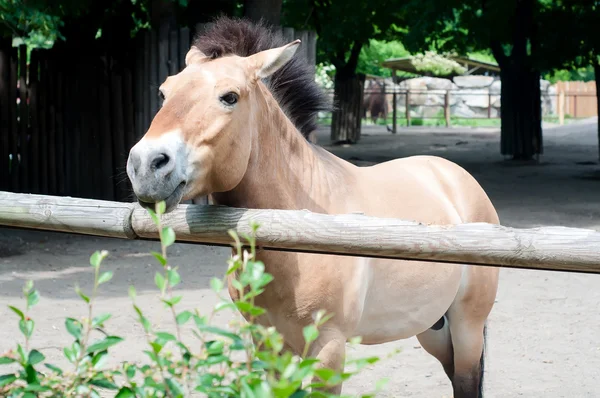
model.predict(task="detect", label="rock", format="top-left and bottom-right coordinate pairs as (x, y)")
top-left (490, 80), bottom-right (501, 94)
top-left (422, 76), bottom-right (457, 91)
top-left (540, 79), bottom-right (551, 92)
top-left (453, 75), bottom-right (494, 88)
top-left (455, 88), bottom-right (491, 108)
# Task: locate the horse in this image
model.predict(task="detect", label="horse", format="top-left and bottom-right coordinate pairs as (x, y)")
top-left (126, 17), bottom-right (500, 397)
top-left (364, 79), bottom-right (389, 124)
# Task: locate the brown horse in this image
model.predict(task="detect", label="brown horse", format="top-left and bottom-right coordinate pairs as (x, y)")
top-left (363, 79), bottom-right (388, 124)
top-left (126, 18), bottom-right (499, 397)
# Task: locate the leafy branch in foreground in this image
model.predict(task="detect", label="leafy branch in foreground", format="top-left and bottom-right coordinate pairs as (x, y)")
top-left (0, 201), bottom-right (397, 397)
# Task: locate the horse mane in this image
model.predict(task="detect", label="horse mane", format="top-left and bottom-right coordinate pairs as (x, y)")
top-left (191, 17), bottom-right (331, 138)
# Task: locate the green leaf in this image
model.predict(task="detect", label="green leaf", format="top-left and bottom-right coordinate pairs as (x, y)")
top-left (63, 341), bottom-right (81, 363)
top-left (75, 286), bottom-right (90, 304)
top-left (151, 251), bottom-right (167, 266)
top-left (134, 305), bottom-right (152, 333)
top-left (92, 350), bottom-right (108, 369)
top-left (147, 208), bottom-right (160, 225)
top-left (44, 363), bottom-right (63, 375)
top-left (65, 318), bottom-right (83, 340)
top-left (0, 356), bottom-right (16, 365)
top-left (90, 250), bottom-right (108, 268)
top-left (8, 306), bottom-right (24, 320)
top-left (314, 368), bottom-right (337, 382)
top-left (89, 377), bottom-right (118, 390)
top-left (16, 344), bottom-right (26, 363)
top-left (26, 290), bottom-right (40, 309)
top-left (197, 325), bottom-right (242, 342)
top-left (86, 336), bottom-right (124, 354)
top-left (165, 378), bottom-right (185, 397)
top-left (162, 227), bottom-right (176, 247)
top-left (128, 285), bottom-right (136, 299)
top-left (24, 383), bottom-right (51, 392)
top-left (155, 272), bottom-right (166, 291)
top-left (303, 325), bottom-right (319, 346)
top-left (28, 350), bottom-right (44, 366)
top-left (175, 310), bottom-right (192, 325)
top-left (25, 364), bottom-right (38, 384)
top-left (98, 271), bottom-right (113, 284)
top-left (156, 201), bottom-right (166, 215)
top-left (161, 295), bottom-right (182, 307)
top-left (115, 387), bottom-right (136, 398)
top-left (0, 373), bottom-right (17, 387)
top-left (205, 340), bottom-right (224, 356)
top-left (150, 341), bottom-right (163, 354)
top-left (92, 313), bottom-right (112, 328)
top-left (155, 332), bottom-right (176, 342)
top-left (167, 269), bottom-right (180, 287)
top-left (235, 302), bottom-right (266, 317)
top-left (125, 364), bottom-right (136, 379)
top-left (19, 319), bottom-right (34, 339)
top-left (210, 277), bottom-right (223, 293)
top-left (214, 301), bottom-right (236, 313)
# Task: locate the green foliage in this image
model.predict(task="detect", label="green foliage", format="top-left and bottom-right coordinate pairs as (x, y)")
top-left (544, 66), bottom-right (595, 84)
top-left (0, 201), bottom-right (394, 397)
top-left (0, 0), bottom-right (64, 48)
top-left (0, 0), bottom-right (192, 48)
top-left (357, 39), bottom-right (409, 77)
top-left (283, 0), bottom-right (409, 74)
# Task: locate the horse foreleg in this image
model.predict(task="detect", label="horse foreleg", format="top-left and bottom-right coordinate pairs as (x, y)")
top-left (307, 329), bottom-right (346, 394)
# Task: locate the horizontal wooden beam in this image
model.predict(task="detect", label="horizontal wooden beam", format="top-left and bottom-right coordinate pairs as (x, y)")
top-left (1, 191), bottom-right (600, 274)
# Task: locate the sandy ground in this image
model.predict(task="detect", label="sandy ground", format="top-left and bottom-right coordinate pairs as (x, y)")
top-left (1, 120), bottom-right (600, 397)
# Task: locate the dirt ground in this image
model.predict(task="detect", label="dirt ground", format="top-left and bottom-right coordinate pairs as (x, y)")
top-left (2, 119), bottom-right (600, 397)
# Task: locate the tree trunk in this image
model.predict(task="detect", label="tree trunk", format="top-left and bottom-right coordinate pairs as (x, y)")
top-left (595, 62), bottom-right (600, 162)
top-left (499, 63), bottom-right (542, 160)
top-left (244, 0), bottom-right (282, 27)
top-left (331, 72), bottom-right (365, 144)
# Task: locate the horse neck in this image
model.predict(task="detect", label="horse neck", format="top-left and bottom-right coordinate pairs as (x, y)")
top-left (211, 83), bottom-right (355, 213)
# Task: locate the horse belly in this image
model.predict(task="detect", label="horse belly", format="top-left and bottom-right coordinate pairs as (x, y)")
top-left (352, 259), bottom-right (464, 344)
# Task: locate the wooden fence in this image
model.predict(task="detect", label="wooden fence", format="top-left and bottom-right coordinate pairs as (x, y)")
top-left (554, 81), bottom-right (597, 118)
top-left (1, 191), bottom-right (600, 274)
top-left (0, 24), bottom-right (316, 202)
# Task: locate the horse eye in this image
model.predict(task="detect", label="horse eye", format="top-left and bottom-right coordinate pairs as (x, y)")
top-left (158, 90), bottom-right (165, 101)
top-left (220, 92), bottom-right (238, 106)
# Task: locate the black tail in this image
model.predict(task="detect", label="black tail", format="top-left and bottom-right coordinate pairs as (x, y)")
top-left (479, 324), bottom-right (487, 398)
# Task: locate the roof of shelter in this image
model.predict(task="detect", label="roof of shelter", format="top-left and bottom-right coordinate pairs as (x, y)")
top-left (381, 55), bottom-right (500, 77)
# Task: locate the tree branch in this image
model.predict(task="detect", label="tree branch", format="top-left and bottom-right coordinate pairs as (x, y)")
top-left (490, 40), bottom-right (507, 68)
top-left (346, 40), bottom-right (364, 73)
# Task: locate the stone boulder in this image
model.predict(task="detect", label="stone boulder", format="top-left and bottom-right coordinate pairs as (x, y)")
top-left (453, 75), bottom-right (494, 89)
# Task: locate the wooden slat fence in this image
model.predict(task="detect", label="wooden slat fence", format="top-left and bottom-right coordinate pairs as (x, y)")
top-left (0, 24), bottom-right (316, 202)
top-left (555, 81), bottom-right (597, 118)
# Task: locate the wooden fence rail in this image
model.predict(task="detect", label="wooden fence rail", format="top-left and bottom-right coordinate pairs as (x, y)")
top-left (1, 191), bottom-right (600, 274)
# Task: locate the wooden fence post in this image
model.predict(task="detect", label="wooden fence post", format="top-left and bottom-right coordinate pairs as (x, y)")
top-left (444, 90), bottom-right (451, 127)
top-left (18, 45), bottom-right (28, 193)
top-left (574, 94), bottom-right (578, 118)
top-left (487, 93), bottom-right (492, 119)
top-left (558, 90), bottom-right (565, 125)
top-left (392, 90), bottom-right (397, 134)
top-left (0, 38), bottom-right (11, 192)
top-left (406, 90), bottom-right (411, 126)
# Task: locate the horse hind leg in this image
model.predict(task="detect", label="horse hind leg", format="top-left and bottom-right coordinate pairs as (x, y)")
top-left (445, 313), bottom-right (487, 398)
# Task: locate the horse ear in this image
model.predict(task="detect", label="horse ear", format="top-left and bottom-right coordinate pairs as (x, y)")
top-left (247, 40), bottom-right (301, 79)
top-left (185, 46), bottom-right (207, 66)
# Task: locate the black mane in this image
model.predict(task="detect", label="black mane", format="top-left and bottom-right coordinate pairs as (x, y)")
top-left (192, 17), bottom-right (331, 138)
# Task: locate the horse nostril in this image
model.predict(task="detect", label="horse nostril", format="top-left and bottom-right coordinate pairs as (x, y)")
top-left (151, 153), bottom-right (171, 171)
